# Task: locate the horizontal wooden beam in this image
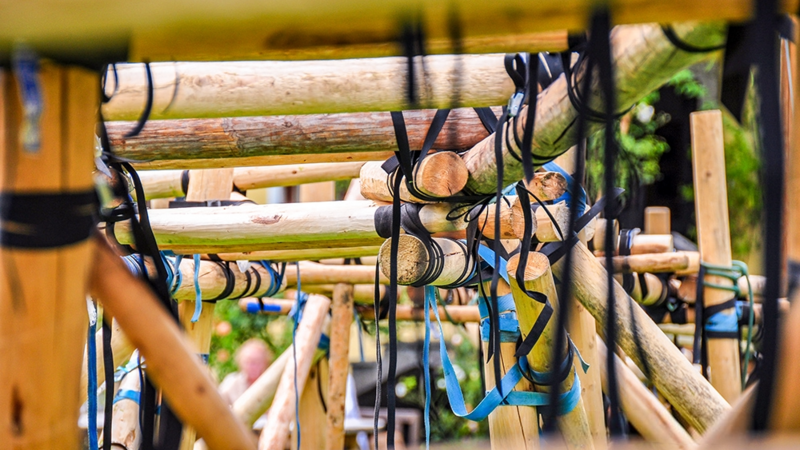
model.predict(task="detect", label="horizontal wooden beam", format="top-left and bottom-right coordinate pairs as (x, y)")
top-left (108, 107), bottom-right (493, 168)
top-left (4, 1), bottom-right (796, 64)
top-left (132, 151), bottom-right (394, 171)
top-left (139, 163), bottom-right (365, 200)
top-left (209, 246), bottom-right (381, 263)
top-left (101, 57), bottom-right (512, 120)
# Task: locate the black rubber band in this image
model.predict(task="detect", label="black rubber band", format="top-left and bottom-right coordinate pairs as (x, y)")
top-left (1, 190), bottom-right (97, 249)
top-left (661, 25), bottom-right (726, 53)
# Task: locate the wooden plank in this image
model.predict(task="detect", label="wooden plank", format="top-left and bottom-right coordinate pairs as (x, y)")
top-left (0, 63), bottom-right (96, 449)
top-left (0, 1), bottom-right (796, 63)
top-left (690, 110), bottom-right (741, 403)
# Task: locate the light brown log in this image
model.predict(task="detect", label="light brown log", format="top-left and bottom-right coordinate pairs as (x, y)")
top-left (108, 367), bottom-right (142, 450)
top-left (326, 284), bottom-right (354, 450)
top-left (281, 284), bottom-right (386, 305)
top-left (299, 179), bottom-right (335, 203)
top-left (287, 261), bottom-right (388, 286)
top-left (592, 231), bottom-right (674, 255)
top-left (358, 152), bottom-right (470, 203)
top-left (479, 278), bottom-right (540, 449)
top-left (102, 56), bottom-right (515, 120)
top-left (293, 358), bottom-right (329, 450)
top-left (179, 166), bottom-right (234, 450)
top-left (378, 235), bottom-right (475, 286)
top-left (80, 319), bottom-right (133, 404)
top-left (357, 304), bottom-right (481, 323)
top-left (532, 200), bottom-right (571, 242)
top-left (599, 252), bottom-right (690, 274)
top-left (698, 384), bottom-right (757, 446)
top-left (460, 22), bottom-right (727, 195)
top-left (259, 294), bottom-right (331, 450)
top-left (138, 169), bottom-right (187, 199)
top-left (507, 252), bottom-right (594, 450)
top-left (91, 238), bottom-right (256, 450)
top-left (211, 246), bottom-right (381, 262)
top-left (552, 241), bottom-right (729, 433)
top-left (134, 151), bottom-right (395, 171)
top-left (690, 109), bottom-right (740, 402)
top-left (113, 200), bottom-right (475, 252)
top-left (595, 337), bottom-right (695, 449)
top-left (0, 65), bottom-right (97, 449)
top-left (644, 207), bottom-right (671, 235)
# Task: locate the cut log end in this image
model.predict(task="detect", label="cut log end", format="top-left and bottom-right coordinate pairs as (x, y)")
top-left (416, 151), bottom-right (470, 197)
top-left (506, 251), bottom-right (550, 282)
top-left (527, 171), bottom-right (568, 201)
top-left (378, 235), bottom-right (429, 285)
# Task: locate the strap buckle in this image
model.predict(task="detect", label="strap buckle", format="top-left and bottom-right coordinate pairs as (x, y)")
top-left (507, 91), bottom-right (525, 118)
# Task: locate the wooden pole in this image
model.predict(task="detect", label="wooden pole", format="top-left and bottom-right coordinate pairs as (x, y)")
top-left (506, 253), bottom-right (594, 450)
top-left (595, 337), bottom-right (695, 449)
top-left (178, 166), bottom-right (234, 450)
top-left (599, 252), bottom-right (690, 274)
top-left (101, 56), bottom-right (516, 120)
top-left (325, 284), bottom-right (354, 450)
top-left (690, 109), bottom-right (741, 402)
top-left (107, 366), bottom-right (143, 450)
top-left (286, 261), bottom-right (388, 286)
top-left (138, 162), bottom-right (365, 200)
top-left (644, 206), bottom-right (671, 235)
top-left (91, 238), bottom-right (256, 450)
top-left (551, 241), bottom-right (729, 433)
top-left (459, 22), bottom-right (726, 195)
top-left (293, 358), bottom-right (330, 450)
top-left (478, 278), bottom-right (540, 449)
top-left (259, 294), bottom-right (332, 450)
top-left (134, 150), bottom-right (394, 171)
top-left (211, 245), bottom-right (382, 263)
top-left (378, 235), bottom-right (475, 286)
top-left (592, 231), bottom-right (674, 255)
top-left (232, 349), bottom-right (291, 426)
top-left (357, 304), bottom-right (481, 323)
top-left (358, 152), bottom-right (470, 203)
top-left (0, 64), bottom-right (97, 449)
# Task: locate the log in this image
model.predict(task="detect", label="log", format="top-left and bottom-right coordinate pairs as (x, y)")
top-left (478, 278), bottom-right (539, 449)
top-left (91, 238), bottom-right (256, 450)
top-left (232, 348), bottom-right (291, 427)
top-left (690, 110), bottom-right (740, 402)
top-left (294, 358), bottom-right (329, 449)
top-left (211, 246), bottom-right (381, 263)
top-left (599, 252), bottom-right (690, 274)
top-left (112, 200), bottom-right (476, 252)
top-left (378, 235), bottom-right (475, 286)
top-left (326, 284), bottom-right (354, 450)
top-left (358, 152), bottom-right (470, 203)
top-left (0, 64), bottom-right (97, 449)
top-left (357, 304), bottom-right (481, 323)
top-left (506, 252), bottom-right (594, 450)
top-left (139, 162), bottom-right (365, 200)
top-left (592, 231), bottom-right (674, 255)
top-left (287, 261), bottom-right (388, 286)
top-left (552, 241), bottom-right (729, 433)
top-left (283, 284), bottom-right (386, 305)
top-left (459, 22), bottom-right (727, 195)
top-left (595, 337), bottom-right (695, 449)
top-left (178, 166), bottom-right (234, 450)
top-left (134, 151), bottom-right (395, 171)
top-left (102, 56), bottom-right (515, 120)
top-left (108, 365), bottom-right (143, 450)
top-left (644, 206), bottom-right (671, 235)
top-left (259, 294), bottom-right (331, 450)
top-left (698, 385), bottom-right (757, 445)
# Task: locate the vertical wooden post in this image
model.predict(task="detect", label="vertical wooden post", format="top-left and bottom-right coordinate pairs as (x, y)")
top-left (107, 366), bottom-right (143, 449)
top-left (292, 358), bottom-right (330, 450)
top-left (0, 64), bottom-right (97, 448)
top-left (326, 284), bottom-right (354, 450)
top-left (178, 168), bottom-right (234, 450)
top-left (690, 109), bottom-right (741, 402)
top-left (507, 253), bottom-right (595, 450)
top-left (259, 295), bottom-right (331, 450)
top-left (480, 280), bottom-right (540, 450)
top-left (644, 207), bottom-right (671, 235)
top-left (300, 181), bottom-right (336, 202)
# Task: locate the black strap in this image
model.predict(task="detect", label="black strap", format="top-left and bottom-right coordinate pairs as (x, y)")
top-left (661, 25), bottom-right (726, 53)
top-left (0, 191), bottom-right (97, 249)
top-left (102, 318), bottom-right (114, 450)
top-left (208, 261), bottom-right (237, 301)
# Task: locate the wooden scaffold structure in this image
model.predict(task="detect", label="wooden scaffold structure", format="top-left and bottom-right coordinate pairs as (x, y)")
top-left (3, 1), bottom-right (800, 450)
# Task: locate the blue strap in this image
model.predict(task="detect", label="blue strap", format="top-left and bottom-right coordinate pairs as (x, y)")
top-left (191, 254), bottom-right (203, 322)
top-left (477, 293), bottom-right (516, 318)
top-left (705, 310), bottom-right (739, 333)
top-left (479, 314), bottom-right (521, 342)
top-left (114, 389), bottom-right (141, 405)
top-left (542, 161), bottom-right (587, 213)
top-left (246, 301), bottom-right (284, 314)
top-left (476, 244), bottom-right (510, 284)
top-left (86, 302), bottom-right (99, 450)
top-left (318, 334), bottom-right (330, 352)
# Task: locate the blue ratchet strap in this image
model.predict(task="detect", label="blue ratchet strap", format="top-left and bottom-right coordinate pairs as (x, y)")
top-left (475, 244), bottom-right (510, 284)
top-left (318, 334), bottom-right (331, 353)
top-left (542, 161), bottom-right (587, 213)
top-left (114, 389), bottom-right (141, 405)
top-left (87, 302), bottom-right (99, 450)
top-left (191, 254), bottom-right (203, 322)
top-left (245, 301), bottom-right (283, 314)
top-left (477, 294), bottom-right (520, 342)
top-left (12, 45), bottom-right (42, 153)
